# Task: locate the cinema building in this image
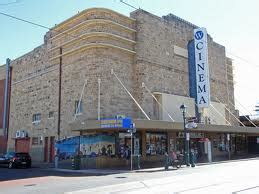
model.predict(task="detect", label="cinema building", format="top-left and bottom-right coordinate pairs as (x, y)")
top-left (1, 8), bottom-right (258, 168)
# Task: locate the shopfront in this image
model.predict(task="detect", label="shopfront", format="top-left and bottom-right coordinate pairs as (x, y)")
top-left (66, 119), bottom-right (259, 169)
top-left (146, 132), bottom-right (167, 156)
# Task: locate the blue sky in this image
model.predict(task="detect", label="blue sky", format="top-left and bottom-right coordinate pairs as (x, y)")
top-left (0, 0), bottom-right (258, 115)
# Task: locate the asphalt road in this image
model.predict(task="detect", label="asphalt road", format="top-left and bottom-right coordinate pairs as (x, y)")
top-left (0, 159), bottom-right (259, 194)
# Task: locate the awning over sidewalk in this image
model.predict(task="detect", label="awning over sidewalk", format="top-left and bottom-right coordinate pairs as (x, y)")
top-left (69, 119), bottom-right (259, 134)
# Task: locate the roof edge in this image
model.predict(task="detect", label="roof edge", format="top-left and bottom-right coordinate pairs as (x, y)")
top-left (51, 7), bottom-right (135, 31)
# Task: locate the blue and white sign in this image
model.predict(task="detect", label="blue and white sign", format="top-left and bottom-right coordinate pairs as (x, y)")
top-left (100, 117), bottom-right (132, 129)
top-left (194, 28), bottom-right (210, 107)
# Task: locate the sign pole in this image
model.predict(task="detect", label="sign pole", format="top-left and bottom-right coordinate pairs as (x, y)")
top-left (131, 131), bottom-right (133, 171)
top-left (227, 134), bottom-right (230, 160)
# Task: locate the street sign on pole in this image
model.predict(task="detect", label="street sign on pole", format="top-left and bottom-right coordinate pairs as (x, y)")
top-left (186, 133), bottom-right (190, 141)
top-left (122, 118), bottom-right (132, 129)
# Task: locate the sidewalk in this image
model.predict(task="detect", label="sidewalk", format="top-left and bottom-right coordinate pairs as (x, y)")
top-left (45, 156), bottom-right (259, 175)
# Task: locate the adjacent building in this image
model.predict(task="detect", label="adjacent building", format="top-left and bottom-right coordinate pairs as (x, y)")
top-left (1, 8), bottom-right (258, 167)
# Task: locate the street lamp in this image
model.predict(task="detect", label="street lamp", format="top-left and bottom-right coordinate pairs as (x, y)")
top-left (180, 104), bottom-right (190, 166)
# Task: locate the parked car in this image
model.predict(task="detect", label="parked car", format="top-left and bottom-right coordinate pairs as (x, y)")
top-left (0, 152), bottom-right (31, 168)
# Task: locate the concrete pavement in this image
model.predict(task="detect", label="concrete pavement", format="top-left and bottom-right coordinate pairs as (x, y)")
top-left (1, 158), bottom-right (259, 194)
top-left (47, 156), bottom-right (259, 175)
top-left (64, 158), bottom-right (259, 194)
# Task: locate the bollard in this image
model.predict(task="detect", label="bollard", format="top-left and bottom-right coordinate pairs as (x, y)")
top-left (137, 155), bottom-right (141, 170)
top-left (74, 155), bottom-right (81, 170)
top-left (190, 152), bottom-right (195, 167)
top-left (71, 157), bottom-right (75, 170)
top-left (54, 155), bottom-right (59, 169)
top-left (164, 152), bottom-right (169, 170)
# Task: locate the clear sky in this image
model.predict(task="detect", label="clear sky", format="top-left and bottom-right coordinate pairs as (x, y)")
top-left (0, 0), bottom-right (258, 115)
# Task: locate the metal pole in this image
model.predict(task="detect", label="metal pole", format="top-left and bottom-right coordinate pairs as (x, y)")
top-left (57, 47), bottom-right (62, 141)
top-left (183, 111), bottom-right (190, 166)
top-left (111, 69), bottom-right (150, 120)
top-left (78, 135), bottom-right (81, 156)
top-left (227, 134), bottom-right (231, 160)
top-left (74, 80), bottom-right (87, 120)
top-left (98, 78), bottom-right (101, 120)
top-left (3, 58), bottom-right (10, 139)
top-left (131, 131), bottom-right (133, 171)
top-left (142, 82), bottom-right (175, 121)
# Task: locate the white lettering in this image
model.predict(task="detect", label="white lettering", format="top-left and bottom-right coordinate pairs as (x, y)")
top-left (194, 28), bottom-right (210, 108)
top-left (196, 42), bottom-right (204, 50)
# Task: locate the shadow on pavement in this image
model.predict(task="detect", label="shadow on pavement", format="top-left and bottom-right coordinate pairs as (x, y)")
top-left (0, 164), bottom-right (100, 182)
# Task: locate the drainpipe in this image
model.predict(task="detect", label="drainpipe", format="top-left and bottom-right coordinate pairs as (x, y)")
top-left (98, 78), bottom-right (101, 120)
top-left (57, 48), bottom-right (62, 141)
top-left (3, 58), bottom-right (11, 141)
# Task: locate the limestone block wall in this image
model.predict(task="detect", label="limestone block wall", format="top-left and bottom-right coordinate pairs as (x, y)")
top-left (131, 10), bottom-right (191, 119)
top-left (226, 58), bottom-right (238, 125)
top-left (47, 8), bottom-right (137, 137)
top-left (5, 8), bottom-right (238, 156)
top-left (7, 45), bottom-right (59, 150)
top-left (131, 10), bottom-right (234, 124)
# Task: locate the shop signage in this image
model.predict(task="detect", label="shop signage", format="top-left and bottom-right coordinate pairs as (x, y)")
top-left (194, 28), bottom-right (210, 107)
top-left (177, 132), bottom-right (204, 138)
top-left (100, 118), bottom-right (132, 129)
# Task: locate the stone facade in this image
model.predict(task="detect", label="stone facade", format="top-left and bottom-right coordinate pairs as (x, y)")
top-left (131, 10), bottom-right (236, 122)
top-left (4, 8), bottom-right (236, 161)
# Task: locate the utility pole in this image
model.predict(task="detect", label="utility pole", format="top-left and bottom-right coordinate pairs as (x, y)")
top-left (3, 58), bottom-right (11, 142)
top-left (57, 47), bottom-right (62, 141)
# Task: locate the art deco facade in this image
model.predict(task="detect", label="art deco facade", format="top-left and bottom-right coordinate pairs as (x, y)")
top-left (0, 8), bottom-right (255, 164)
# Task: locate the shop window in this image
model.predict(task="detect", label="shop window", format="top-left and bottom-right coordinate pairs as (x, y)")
top-left (56, 135), bottom-right (115, 160)
top-left (75, 100), bottom-right (83, 115)
top-left (117, 132), bottom-right (141, 158)
top-left (146, 133), bottom-right (167, 155)
top-left (32, 113), bottom-right (41, 123)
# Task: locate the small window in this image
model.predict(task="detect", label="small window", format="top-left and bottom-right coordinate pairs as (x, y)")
top-left (75, 100), bottom-right (83, 115)
top-left (32, 113), bottom-right (41, 123)
top-left (49, 111), bottom-right (54, 119)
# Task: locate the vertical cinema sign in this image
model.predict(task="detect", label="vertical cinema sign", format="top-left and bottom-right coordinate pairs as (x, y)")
top-left (194, 28), bottom-right (210, 108)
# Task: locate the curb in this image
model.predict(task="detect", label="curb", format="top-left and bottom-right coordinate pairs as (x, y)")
top-left (44, 168), bottom-right (130, 175)
top-left (196, 156), bottom-right (259, 166)
top-left (43, 157), bottom-right (259, 175)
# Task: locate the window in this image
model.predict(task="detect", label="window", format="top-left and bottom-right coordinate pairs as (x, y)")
top-left (32, 113), bottom-right (41, 123)
top-left (48, 111), bottom-right (54, 119)
top-left (75, 100), bottom-right (83, 115)
top-left (146, 132), bottom-right (167, 155)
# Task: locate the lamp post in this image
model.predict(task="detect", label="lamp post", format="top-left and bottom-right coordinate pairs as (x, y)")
top-left (180, 104), bottom-right (190, 166)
